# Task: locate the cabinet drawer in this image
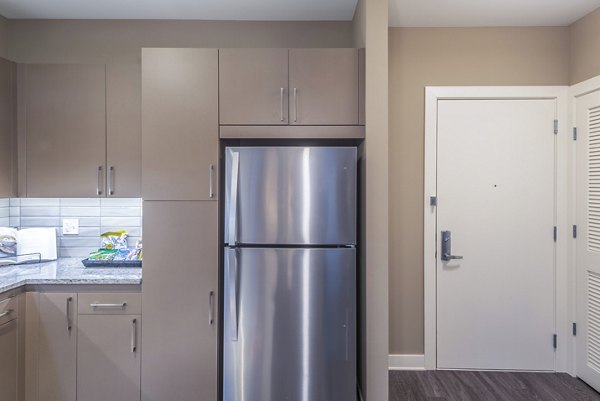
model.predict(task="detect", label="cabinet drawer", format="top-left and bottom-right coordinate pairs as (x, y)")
top-left (0, 295), bottom-right (17, 326)
top-left (78, 293), bottom-right (141, 315)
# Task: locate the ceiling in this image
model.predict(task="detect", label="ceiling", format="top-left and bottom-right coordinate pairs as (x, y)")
top-left (390, 0), bottom-right (600, 27)
top-left (0, 0), bottom-right (358, 20)
top-left (1, 0), bottom-right (599, 26)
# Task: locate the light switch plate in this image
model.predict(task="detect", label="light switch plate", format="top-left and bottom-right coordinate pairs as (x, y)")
top-left (62, 219), bottom-right (79, 235)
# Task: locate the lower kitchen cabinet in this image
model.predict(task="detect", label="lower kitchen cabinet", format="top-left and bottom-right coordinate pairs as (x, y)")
top-left (142, 201), bottom-right (218, 401)
top-left (77, 314), bottom-right (141, 401)
top-left (0, 312), bottom-right (17, 401)
top-left (38, 293), bottom-right (77, 401)
top-left (24, 292), bottom-right (141, 401)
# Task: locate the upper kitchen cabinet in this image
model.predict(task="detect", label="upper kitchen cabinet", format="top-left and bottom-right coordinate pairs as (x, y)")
top-left (142, 48), bottom-right (219, 201)
top-left (0, 58), bottom-right (17, 198)
top-left (359, 48), bottom-right (365, 126)
top-left (219, 48), bottom-right (289, 125)
top-left (289, 48), bottom-right (359, 125)
top-left (24, 64), bottom-right (107, 198)
top-left (106, 64), bottom-right (142, 197)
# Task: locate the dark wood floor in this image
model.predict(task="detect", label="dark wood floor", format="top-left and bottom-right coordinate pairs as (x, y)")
top-left (390, 370), bottom-right (600, 401)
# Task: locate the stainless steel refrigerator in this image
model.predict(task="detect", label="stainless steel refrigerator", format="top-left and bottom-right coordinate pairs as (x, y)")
top-left (223, 146), bottom-right (357, 401)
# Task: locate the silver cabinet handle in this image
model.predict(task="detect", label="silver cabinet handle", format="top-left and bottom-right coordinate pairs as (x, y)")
top-left (66, 297), bottom-right (73, 332)
top-left (209, 164), bottom-right (214, 199)
top-left (441, 231), bottom-right (463, 261)
top-left (90, 302), bottom-right (127, 309)
top-left (131, 318), bottom-right (137, 353)
top-left (293, 87), bottom-right (298, 122)
top-left (0, 309), bottom-right (13, 319)
top-left (228, 152), bottom-right (240, 246)
top-left (108, 166), bottom-right (115, 196)
top-left (227, 249), bottom-right (239, 341)
top-left (209, 291), bottom-right (214, 326)
top-left (97, 166), bottom-right (103, 196)
top-left (280, 87), bottom-right (285, 122)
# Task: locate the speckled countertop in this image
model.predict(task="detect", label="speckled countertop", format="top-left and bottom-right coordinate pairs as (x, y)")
top-left (0, 258), bottom-right (142, 293)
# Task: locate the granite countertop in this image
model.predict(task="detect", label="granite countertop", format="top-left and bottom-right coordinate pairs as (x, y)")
top-left (0, 258), bottom-right (142, 293)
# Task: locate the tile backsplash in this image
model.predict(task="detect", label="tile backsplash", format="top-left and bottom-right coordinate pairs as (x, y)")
top-left (6, 198), bottom-right (142, 258)
top-left (0, 199), bottom-right (9, 227)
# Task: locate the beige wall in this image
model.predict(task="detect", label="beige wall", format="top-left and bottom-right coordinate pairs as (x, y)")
top-left (389, 27), bottom-right (570, 355)
top-left (570, 7), bottom-right (600, 84)
top-left (6, 19), bottom-right (353, 63)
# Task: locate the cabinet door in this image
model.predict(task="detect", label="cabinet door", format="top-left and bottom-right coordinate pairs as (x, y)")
top-left (25, 64), bottom-right (106, 197)
top-left (142, 48), bottom-right (218, 201)
top-left (289, 49), bottom-right (359, 125)
top-left (0, 58), bottom-right (16, 198)
top-left (358, 48), bottom-right (365, 126)
top-left (219, 48), bottom-right (289, 125)
top-left (38, 293), bottom-right (77, 401)
top-left (77, 315), bottom-right (141, 401)
top-left (106, 63), bottom-right (141, 197)
top-left (142, 201), bottom-right (218, 401)
top-left (0, 319), bottom-right (17, 401)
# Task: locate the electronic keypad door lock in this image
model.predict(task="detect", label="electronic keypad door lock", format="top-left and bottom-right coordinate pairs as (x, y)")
top-left (441, 231), bottom-right (463, 261)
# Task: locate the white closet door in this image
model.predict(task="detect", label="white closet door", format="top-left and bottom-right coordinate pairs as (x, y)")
top-left (576, 90), bottom-right (600, 391)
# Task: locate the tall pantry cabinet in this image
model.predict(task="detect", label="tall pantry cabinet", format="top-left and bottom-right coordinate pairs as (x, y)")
top-left (141, 48), bottom-right (219, 401)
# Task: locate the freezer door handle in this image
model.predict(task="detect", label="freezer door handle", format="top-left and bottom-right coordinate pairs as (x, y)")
top-left (228, 152), bottom-right (240, 246)
top-left (227, 249), bottom-right (239, 341)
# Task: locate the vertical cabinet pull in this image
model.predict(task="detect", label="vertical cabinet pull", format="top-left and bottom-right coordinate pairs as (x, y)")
top-left (131, 318), bottom-right (137, 353)
top-left (280, 88), bottom-right (285, 122)
top-left (97, 166), bottom-right (103, 196)
top-left (108, 166), bottom-right (115, 196)
top-left (209, 164), bottom-right (215, 199)
top-left (66, 296), bottom-right (73, 332)
top-left (209, 291), bottom-right (214, 326)
top-left (293, 88), bottom-right (298, 122)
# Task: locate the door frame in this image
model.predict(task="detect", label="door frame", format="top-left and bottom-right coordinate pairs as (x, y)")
top-left (569, 75), bottom-right (600, 378)
top-left (424, 86), bottom-right (570, 372)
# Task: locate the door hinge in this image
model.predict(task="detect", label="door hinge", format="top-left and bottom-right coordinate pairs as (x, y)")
top-left (553, 334), bottom-right (557, 349)
top-left (553, 226), bottom-right (557, 242)
top-left (573, 127), bottom-right (578, 141)
top-left (554, 119), bottom-right (559, 135)
top-left (573, 225), bottom-right (577, 239)
top-left (573, 322), bottom-right (577, 336)
top-left (430, 196), bottom-right (437, 207)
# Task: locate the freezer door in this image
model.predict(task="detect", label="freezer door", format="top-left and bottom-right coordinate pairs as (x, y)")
top-left (224, 146), bottom-right (357, 246)
top-left (223, 247), bottom-right (357, 401)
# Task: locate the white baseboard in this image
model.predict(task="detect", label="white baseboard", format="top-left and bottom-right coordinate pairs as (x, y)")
top-left (389, 354), bottom-right (426, 371)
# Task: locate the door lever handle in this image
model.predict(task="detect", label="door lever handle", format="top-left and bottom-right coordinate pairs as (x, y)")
top-left (441, 231), bottom-right (463, 261)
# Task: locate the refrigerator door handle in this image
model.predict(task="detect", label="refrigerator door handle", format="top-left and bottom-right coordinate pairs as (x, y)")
top-left (227, 249), bottom-right (239, 341)
top-left (228, 151), bottom-right (240, 246)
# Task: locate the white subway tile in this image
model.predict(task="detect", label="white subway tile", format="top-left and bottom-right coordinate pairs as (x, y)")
top-left (20, 217), bottom-right (60, 227)
top-left (101, 207), bottom-right (141, 217)
top-left (21, 207), bottom-right (60, 217)
top-left (60, 198), bottom-right (101, 207)
top-left (75, 217), bottom-right (101, 227)
top-left (101, 198), bottom-right (142, 207)
top-left (60, 247), bottom-right (96, 258)
top-left (101, 217), bottom-right (141, 227)
top-left (61, 207), bottom-right (101, 217)
top-left (20, 198), bottom-right (60, 207)
top-left (60, 237), bottom-right (100, 248)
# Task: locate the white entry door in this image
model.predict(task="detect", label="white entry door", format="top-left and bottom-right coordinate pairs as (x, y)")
top-left (436, 99), bottom-right (556, 370)
top-left (576, 90), bottom-right (600, 391)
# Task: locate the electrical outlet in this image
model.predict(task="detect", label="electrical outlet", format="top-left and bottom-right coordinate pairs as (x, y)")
top-left (62, 219), bottom-right (79, 235)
